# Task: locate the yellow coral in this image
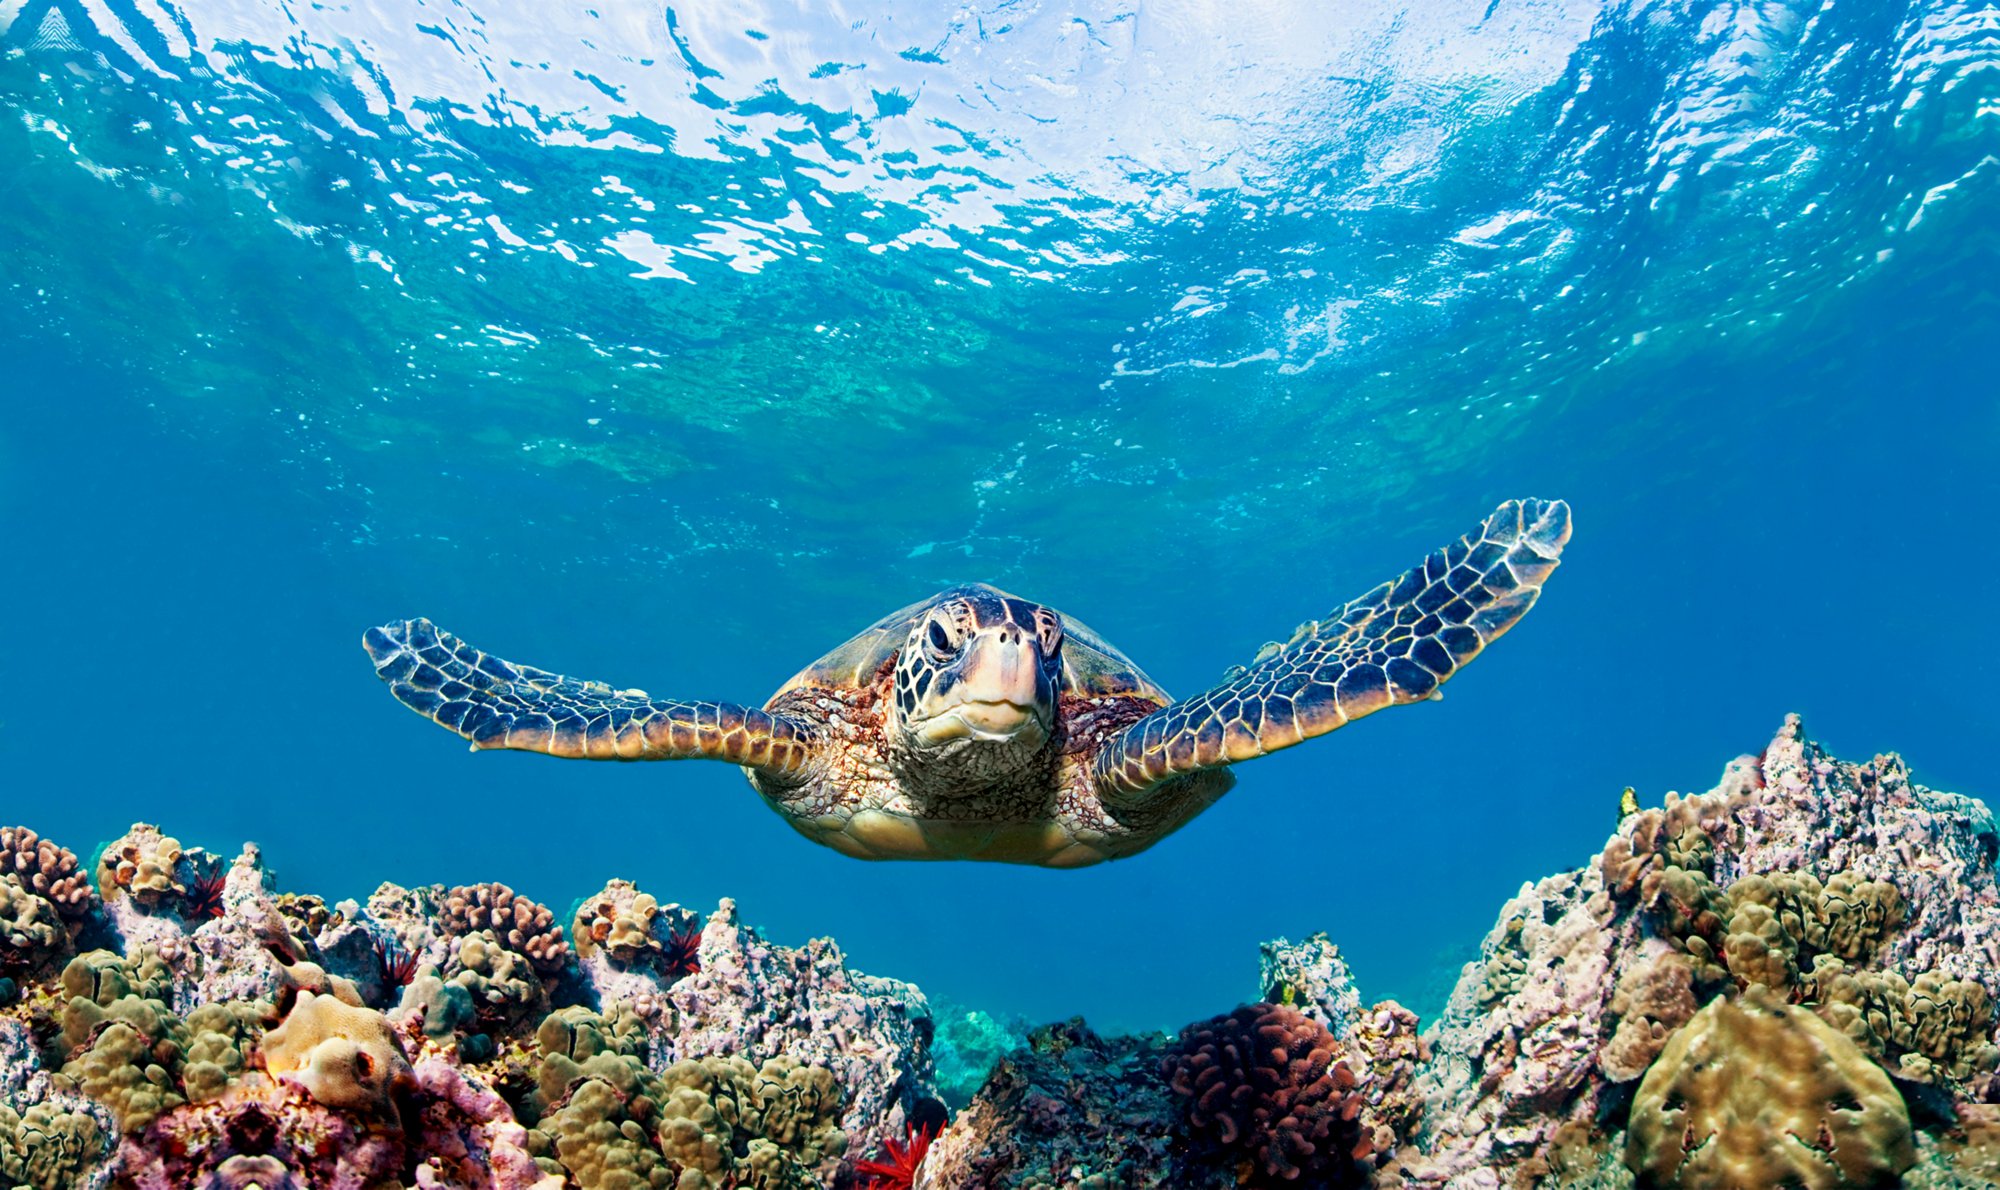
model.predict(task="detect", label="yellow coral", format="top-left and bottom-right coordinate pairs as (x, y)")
top-left (1626, 988), bottom-right (1914, 1188)
top-left (181, 1000), bottom-right (265, 1102)
top-left (56, 1016), bottom-right (185, 1134)
top-left (533, 1073), bottom-right (674, 1190)
top-left (1722, 901), bottom-right (1797, 994)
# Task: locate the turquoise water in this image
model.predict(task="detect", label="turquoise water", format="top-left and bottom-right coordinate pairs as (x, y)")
top-left (1, 0), bottom-right (1993, 1034)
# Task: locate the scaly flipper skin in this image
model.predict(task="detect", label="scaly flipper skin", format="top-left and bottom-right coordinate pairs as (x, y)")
top-left (362, 619), bottom-right (820, 779)
top-left (1091, 498), bottom-right (1571, 806)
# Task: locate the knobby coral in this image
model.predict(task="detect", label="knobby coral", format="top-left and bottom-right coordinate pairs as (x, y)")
top-left (1165, 1002), bottom-right (1371, 1187)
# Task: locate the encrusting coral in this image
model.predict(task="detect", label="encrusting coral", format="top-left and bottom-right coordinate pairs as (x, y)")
top-left (1627, 986), bottom-right (1916, 1188)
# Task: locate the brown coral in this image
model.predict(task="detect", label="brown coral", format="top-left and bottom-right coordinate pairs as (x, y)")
top-left (442, 882), bottom-right (570, 976)
top-left (1626, 987), bottom-right (1914, 1188)
top-left (1164, 1002), bottom-right (1371, 1187)
top-left (1600, 793), bottom-right (1721, 899)
top-left (572, 879), bottom-right (666, 966)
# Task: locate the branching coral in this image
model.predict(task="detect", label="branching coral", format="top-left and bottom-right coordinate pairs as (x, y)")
top-left (1165, 1003), bottom-right (1371, 1187)
top-left (1626, 988), bottom-right (1915, 1188)
top-left (0, 827), bottom-right (95, 921)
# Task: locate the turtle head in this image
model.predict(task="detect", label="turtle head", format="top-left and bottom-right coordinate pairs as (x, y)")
top-left (892, 588), bottom-right (1064, 761)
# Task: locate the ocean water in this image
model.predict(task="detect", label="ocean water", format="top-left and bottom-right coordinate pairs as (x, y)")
top-left (0, 0), bottom-right (1992, 1036)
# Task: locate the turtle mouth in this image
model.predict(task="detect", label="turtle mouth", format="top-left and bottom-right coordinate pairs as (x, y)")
top-left (911, 700), bottom-right (1049, 746)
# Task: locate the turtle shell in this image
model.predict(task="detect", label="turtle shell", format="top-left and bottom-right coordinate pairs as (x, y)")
top-left (766, 583), bottom-right (1170, 707)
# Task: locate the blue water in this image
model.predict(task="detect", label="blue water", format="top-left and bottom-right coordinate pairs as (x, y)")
top-left (1, 0), bottom-right (1993, 1034)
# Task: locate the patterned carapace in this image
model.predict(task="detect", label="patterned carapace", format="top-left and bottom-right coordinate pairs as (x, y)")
top-left (364, 498), bottom-right (1571, 867)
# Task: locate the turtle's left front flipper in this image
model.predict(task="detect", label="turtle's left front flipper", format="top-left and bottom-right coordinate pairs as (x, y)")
top-left (1092, 498), bottom-right (1570, 806)
top-left (363, 618), bottom-right (819, 779)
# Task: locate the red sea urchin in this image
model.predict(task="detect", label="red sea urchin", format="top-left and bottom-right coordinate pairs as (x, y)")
top-left (185, 866), bottom-right (229, 922)
top-left (662, 920), bottom-right (702, 979)
top-left (373, 935), bottom-right (420, 990)
top-left (854, 1122), bottom-right (936, 1190)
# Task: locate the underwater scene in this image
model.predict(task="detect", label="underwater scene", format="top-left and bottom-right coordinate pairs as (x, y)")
top-left (2, 0), bottom-right (1996, 1184)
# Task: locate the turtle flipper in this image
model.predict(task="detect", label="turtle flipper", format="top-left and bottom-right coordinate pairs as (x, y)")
top-left (1092, 498), bottom-right (1571, 806)
top-left (363, 619), bottom-right (819, 779)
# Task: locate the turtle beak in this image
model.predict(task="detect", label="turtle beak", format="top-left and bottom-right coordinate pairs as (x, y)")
top-left (914, 629), bottom-right (1052, 745)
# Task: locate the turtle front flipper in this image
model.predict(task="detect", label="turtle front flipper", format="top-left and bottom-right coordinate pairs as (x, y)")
top-left (363, 619), bottom-right (819, 779)
top-left (1091, 498), bottom-right (1571, 806)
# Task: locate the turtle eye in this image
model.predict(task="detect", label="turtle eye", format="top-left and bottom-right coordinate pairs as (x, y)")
top-left (1035, 610), bottom-right (1063, 654)
top-left (924, 619), bottom-right (955, 658)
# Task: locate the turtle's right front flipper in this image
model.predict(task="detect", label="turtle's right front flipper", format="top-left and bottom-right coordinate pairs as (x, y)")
top-left (363, 619), bottom-right (819, 779)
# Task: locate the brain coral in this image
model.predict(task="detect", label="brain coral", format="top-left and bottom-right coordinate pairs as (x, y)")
top-left (0, 1098), bottom-right (109, 1190)
top-left (1626, 987), bottom-right (1915, 1189)
top-left (1164, 1002), bottom-right (1371, 1187)
top-left (0, 876), bottom-right (68, 975)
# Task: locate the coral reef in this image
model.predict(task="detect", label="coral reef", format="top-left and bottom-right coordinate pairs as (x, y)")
top-left (922, 718), bottom-right (2000, 1188)
top-left (0, 825), bottom-right (936, 1189)
top-left (6, 716), bottom-right (1997, 1188)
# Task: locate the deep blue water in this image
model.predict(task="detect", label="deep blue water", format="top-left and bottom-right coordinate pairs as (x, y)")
top-left (1, 0), bottom-right (1994, 1034)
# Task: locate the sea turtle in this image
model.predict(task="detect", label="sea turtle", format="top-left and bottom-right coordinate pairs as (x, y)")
top-left (364, 497), bottom-right (1570, 867)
